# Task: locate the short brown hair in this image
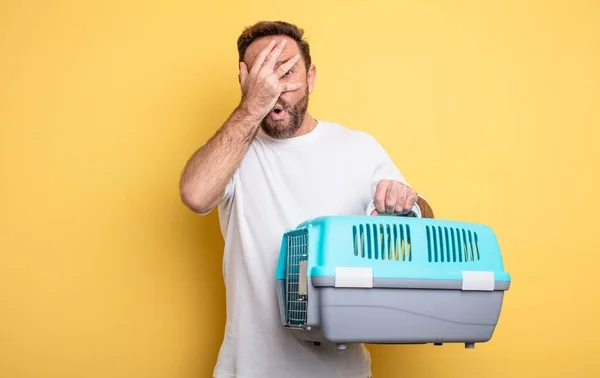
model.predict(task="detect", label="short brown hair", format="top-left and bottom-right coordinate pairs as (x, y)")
top-left (237, 21), bottom-right (312, 71)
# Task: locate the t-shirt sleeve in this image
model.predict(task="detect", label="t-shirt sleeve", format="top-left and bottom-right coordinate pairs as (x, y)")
top-left (222, 174), bottom-right (235, 202)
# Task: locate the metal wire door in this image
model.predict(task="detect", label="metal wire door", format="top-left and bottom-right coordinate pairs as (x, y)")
top-left (285, 230), bottom-right (308, 327)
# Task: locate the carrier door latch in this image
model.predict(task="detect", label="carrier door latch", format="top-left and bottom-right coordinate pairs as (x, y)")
top-left (299, 261), bottom-right (308, 296)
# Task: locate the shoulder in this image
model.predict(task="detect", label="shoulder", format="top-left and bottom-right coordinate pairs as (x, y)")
top-left (318, 120), bottom-right (385, 152)
top-left (318, 120), bottom-right (379, 145)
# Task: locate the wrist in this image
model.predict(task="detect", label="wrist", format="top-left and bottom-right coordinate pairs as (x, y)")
top-left (229, 103), bottom-right (262, 142)
top-left (238, 98), bottom-right (266, 123)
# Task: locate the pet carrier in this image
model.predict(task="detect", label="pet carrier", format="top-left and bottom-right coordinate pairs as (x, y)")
top-left (275, 215), bottom-right (510, 349)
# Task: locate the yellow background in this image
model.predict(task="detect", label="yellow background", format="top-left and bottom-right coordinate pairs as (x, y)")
top-left (1, 1), bottom-right (599, 377)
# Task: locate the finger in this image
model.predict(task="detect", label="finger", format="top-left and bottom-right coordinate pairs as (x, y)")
top-left (395, 185), bottom-right (408, 214)
top-left (276, 54), bottom-right (301, 77)
top-left (263, 39), bottom-right (287, 71)
top-left (239, 62), bottom-right (248, 86)
top-left (280, 82), bottom-right (303, 92)
top-left (385, 184), bottom-right (397, 214)
top-left (374, 181), bottom-right (390, 214)
top-left (404, 190), bottom-right (418, 214)
top-left (370, 209), bottom-right (379, 216)
top-left (250, 39), bottom-right (277, 76)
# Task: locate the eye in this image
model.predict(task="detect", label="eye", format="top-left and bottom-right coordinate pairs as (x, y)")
top-left (284, 70), bottom-right (292, 76)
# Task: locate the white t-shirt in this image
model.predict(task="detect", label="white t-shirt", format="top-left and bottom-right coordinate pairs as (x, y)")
top-left (209, 119), bottom-right (409, 378)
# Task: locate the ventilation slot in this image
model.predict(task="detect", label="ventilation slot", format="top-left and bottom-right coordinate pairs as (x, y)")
top-left (462, 229), bottom-right (469, 261)
top-left (426, 226), bottom-right (481, 263)
top-left (353, 223), bottom-right (411, 261)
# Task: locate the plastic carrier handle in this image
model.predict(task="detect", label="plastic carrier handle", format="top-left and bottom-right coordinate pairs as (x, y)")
top-left (365, 200), bottom-right (422, 218)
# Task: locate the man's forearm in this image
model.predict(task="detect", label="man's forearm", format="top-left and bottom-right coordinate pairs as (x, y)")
top-left (179, 105), bottom-right (261, 214)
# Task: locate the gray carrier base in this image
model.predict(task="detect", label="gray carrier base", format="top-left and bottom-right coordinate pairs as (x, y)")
top-left (277, 276), bottom-right (509, 349)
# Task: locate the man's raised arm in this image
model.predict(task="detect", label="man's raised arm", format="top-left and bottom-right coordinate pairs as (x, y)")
top-left (179, 39), bottom-right (302, 214)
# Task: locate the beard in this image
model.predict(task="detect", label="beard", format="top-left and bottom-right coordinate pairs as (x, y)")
top-left (260, 87), bottom-right (309, 139)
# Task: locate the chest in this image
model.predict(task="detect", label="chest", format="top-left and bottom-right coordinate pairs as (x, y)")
top-left (234, 143), bottom-right (372, 226)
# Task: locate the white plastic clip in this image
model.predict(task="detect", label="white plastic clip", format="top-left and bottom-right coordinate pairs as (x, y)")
top-left (335, 267), bottom-right (373, 288)
top-left (462, 271), bottom-right (495, 291)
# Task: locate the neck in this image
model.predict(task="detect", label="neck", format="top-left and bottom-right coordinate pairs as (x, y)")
top-left (292, 112), bottom-right (317, 137)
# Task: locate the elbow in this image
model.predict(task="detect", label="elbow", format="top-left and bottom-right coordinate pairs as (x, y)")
top-left (180, 185), bottom-right (214, 215)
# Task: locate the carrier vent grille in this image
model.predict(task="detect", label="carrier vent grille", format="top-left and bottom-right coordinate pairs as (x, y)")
top-left (426, 226), bottom-right (480, 263)
top-left (285, 232), bottom-right (308, 326)
top-left (353, 223), bottom-right (411, 261)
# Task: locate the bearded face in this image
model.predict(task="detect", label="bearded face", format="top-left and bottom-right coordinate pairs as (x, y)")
top-left (261, 85), bottom-right (309, 139)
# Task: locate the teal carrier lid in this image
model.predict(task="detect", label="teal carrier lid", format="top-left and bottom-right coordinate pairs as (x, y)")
top-left (276, 216), bottom-right (511, 290)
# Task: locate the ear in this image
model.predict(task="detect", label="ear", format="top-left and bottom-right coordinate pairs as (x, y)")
top-left (307, 64), bottom-right (316, 94)
top-left (239, 61), bottom-right (248, 86)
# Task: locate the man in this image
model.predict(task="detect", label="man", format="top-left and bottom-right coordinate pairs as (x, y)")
top-left (180, 20), bottom-right (434, 378)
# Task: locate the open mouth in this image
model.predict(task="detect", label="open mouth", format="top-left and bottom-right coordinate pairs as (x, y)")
top-left (270, 105), bottom-right (285, 117)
